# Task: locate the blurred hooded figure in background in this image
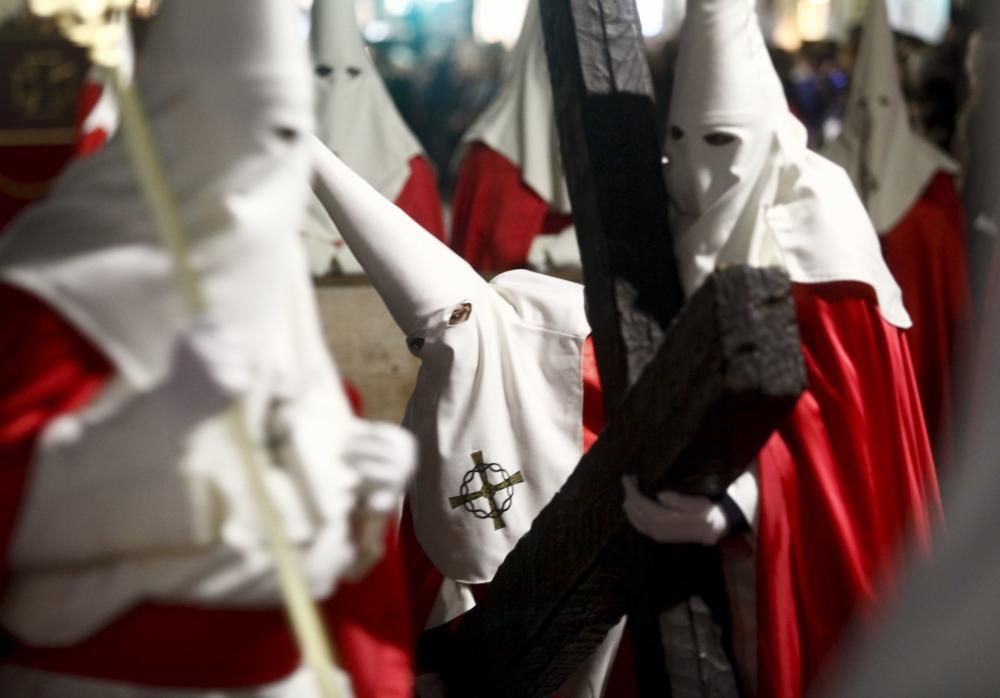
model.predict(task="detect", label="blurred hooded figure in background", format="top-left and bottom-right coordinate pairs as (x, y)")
top-left (450, 0), bottom-right (582, 274)
top-left (304, 0), bottom-right (445, 276)
top-left (824, 0), bottom-right (971, 472)
top-left (623, 1), bottom-right (941, 695)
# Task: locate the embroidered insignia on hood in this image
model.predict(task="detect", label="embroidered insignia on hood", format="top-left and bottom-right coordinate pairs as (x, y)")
top-left (449, 450), bottom-right (524, 530)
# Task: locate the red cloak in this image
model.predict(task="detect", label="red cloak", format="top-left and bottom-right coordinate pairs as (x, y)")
top-left (757, 281), bottom-right (941, 698)
top-left (396, 155), bottom-right (447, 243)
top-left (878, 172), bottom-right (971, 470)
top-left (450, 142), bottom-right (572, 272)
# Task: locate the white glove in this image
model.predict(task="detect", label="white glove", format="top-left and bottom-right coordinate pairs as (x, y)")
top-left (345, 420), bottom-right (417, 514)
top-left (341, 420), bottom-right (417, 581)
top-left (622, 475), bottom-right (731, 546)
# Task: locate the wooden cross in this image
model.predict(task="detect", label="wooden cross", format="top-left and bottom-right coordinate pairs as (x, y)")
top-left (449, 450), bottom-right (525, 531)
top-left (441, 1), bottom-right (808, 696)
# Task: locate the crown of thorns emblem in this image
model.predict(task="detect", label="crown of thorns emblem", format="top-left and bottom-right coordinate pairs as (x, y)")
top-left (449, 451), bottom-right (525, 530)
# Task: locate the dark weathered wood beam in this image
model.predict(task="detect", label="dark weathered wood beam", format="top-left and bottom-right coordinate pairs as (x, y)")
top-left (540, 0), bottom-right (684, 408)
top-left (537, 0), bottom-right (719, 694)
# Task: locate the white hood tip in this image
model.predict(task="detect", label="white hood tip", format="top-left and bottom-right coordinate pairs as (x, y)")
top-left (823, 0), bottom-right (958, 235)
top-left (666, 0), bottom-right (910, 329)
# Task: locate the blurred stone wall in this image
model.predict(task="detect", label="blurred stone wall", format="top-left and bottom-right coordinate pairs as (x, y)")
top-left (314, 283), bottom-right (420, 423)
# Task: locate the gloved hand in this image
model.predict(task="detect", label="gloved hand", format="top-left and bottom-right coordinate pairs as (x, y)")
top-left (341, 420), bottom-right (417, 581)
top-left (622, 475), bottom-right (731, 546)
top-left (345, 420), bottom-right (417, 514)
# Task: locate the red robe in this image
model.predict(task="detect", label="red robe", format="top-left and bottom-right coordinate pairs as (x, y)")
top-left (322, 381), bottom-right (415, 698)
top-left (75, 80), bottom-right (112, 157)
top-left (450, 143), bottom-right (572, 272)
top-left (757, 281), bottom-right (941, 698)
top-left (395, 156), bottom-right (446, 242)
top-left (0, 283), bottom-right (412, 694)
top-left (322, 527), bottom-right (414, 698)
top-left (879, 172), bottom-right (971, 469)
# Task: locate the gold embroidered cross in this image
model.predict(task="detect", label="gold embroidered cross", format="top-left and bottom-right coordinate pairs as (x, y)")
top-left (449, 450), bottom-right (525, 530)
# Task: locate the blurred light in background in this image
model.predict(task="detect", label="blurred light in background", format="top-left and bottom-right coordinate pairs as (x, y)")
top-left (473, 0), bottom-right (529, 48)
top-left (636, 0), bottom-right (665, 37)
top-left (385, 0), bottom-right (414, 16)
top-left (798, 0), bottom-right (831, 42)
top-left (773, 0), bottom-right (803, 50)
top-left (888, 0), bottom-right (950, 44)
top-left (306, 0), bottom-right (953, 49)
top-left (364, 20), bottom-right (393, 43)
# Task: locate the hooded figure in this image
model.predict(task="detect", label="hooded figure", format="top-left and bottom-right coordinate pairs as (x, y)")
top-left (0, 1), bottom-right (414, 696)
top-left (311, 139), bottom-right (632, 697)
top-left (450, 0), bottom-right (581, 273)
top-left (823, 0), bottom-right (970, 470)
top-left (622, 2), bottom-right (941, 696)
top-left (304, 0), bottom-right (444, 276)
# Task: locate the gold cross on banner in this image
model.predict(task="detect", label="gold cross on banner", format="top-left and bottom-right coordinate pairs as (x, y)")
top-left (449, 450), bottom-right (525, 530)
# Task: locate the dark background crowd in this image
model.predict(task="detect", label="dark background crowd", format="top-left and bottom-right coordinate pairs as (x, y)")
top-left (357, 2), bottom-right (980, 195)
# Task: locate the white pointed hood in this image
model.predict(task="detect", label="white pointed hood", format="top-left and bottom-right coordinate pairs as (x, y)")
top-left (311, 140), bottom-right (591, 584)
top-left (824, 0), bottom-right (957, 234)
top-left (0, 0), bottom-right (365, 644)
top-left (666, 0), bottom-right (909, 328)
top-left (461, 0), bottom-right (571, 214)
top-left (312, 0), bottom-right (424, 200)
top-left (0, 0), bottom-right (316, 389)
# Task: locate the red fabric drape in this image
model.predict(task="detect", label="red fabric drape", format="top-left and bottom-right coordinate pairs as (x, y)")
top-left (75, 80), bottom-right (110, 156)
top-left (756, 281), bottom-right (941, 698)
top-left (323, 379), bottom-right (415, 698)
top-left (323, 527), bottom-right (414, 698)
top-left (879, 172), bottom-right (971, 469)
top-left (0, 284), bottom-right (112, 590)
top-left (450, 142), bottom-right (572, 272)
top-left (395, 155), bottom-right (446, 242)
